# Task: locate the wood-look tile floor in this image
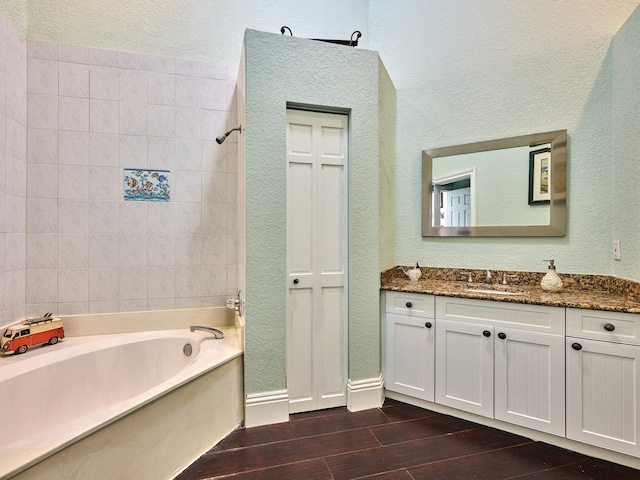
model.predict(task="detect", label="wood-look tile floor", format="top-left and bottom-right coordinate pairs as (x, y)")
top-left (176, 399), bottom-right (640, 480)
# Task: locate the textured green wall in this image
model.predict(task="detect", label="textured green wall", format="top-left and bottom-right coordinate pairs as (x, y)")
top-left (0, 0), bottom-right (26, 33)
top-left (612, 5), bottom-right (640, 281)
top-left (244, 29), bottom-right (389, 394)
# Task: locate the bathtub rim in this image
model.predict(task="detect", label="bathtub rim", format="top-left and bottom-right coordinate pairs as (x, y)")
top-left (0, 325), bottom-right (242, 480)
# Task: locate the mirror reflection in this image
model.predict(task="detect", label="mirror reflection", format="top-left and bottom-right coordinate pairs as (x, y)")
top-left (422, 130), bottom-right (567, 237)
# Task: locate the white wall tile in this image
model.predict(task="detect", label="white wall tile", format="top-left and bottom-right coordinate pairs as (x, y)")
top-left (202, 172), bottom-right (227, 203)
top-left (175, 297), bottom-right (201, 309)
top-left (89, 48), bottom-right (118, 67)
top-left (148, 104), bottom-right (175, 137)
top-left (6, 233), bottom-right (26, 270)
top-left (58, 198), bottom-right (89, 233)
top-left (118, 52), bottom-right (149, 71)
top-left (118, 266), bottom-right (147, 299)
top-left (174, 170), bottom-right (202, 202)
top-left (58, 233), bottom-right (88, 267)
top-left (147, 55), bottom-right (174, 74)
top-left (59, 131), bottom-right (89, 165)
top-left (89, 99), bottom-right (119, 133)
top-left (147, 202), bottom-right (174, 234)
top-left (59, 96), bottom-right (89, 131)
top-left (119, 299), bottom-right (147, 312)
top-left (147, 298), bottom-right (174, 311)
top-left (6, 195), bottom-right (27, 233)
top-left (28, 94), bottom-right (58, 129)
top-left (89, 166), bottom-right (119, 200)
top-left (27, 233), bottom-right (57, 268)
top-left (119, 68), bottom-right (147, 103)
top-left (90, 65), bottom-right (119, 100)
top-left (89, 201), bottom-right (119, 234)
top-left (27, 58), bottom-right (58, 95)
top-left (26, 268), bottom-right (57, 303)
top-left (58, 267), bottom-right (88, 302)
top-left (174, 234), bottom-right (201, 266)
top-left (58, 164), bottom-right (89, 199)
top-left (89, 266), bottom-right (118, 301)
top-left (176, 138), bottom-right (202, 171)
top-left (27, 198), bottom-right (57, 233)
top-left (175, 107), bottom-right (201, 139)
top-left (201, 109), bottom-right (227, 142)
top-left (28, 128), bottom-right (58, 164)
top-left (202, 264), bottom-right (226, 296)
top-left (202, 202), bottom-right (226, 234)
top-left (89, 132), bottom-right (118, 166)
top-left (175, 75), bottom-right (201, 108)
top-left (119, 101), bottom-right (147, 135)
top-left (58, 44), bottom-right (90, 64)
top-left (174, 59), bottom-right (201, 77)
top-left (89, 234), bottom-right (118, 266)
top-left (147, 136), bottom-right (175, 170)
top-left (28, 41), bottom-right (58, 60)
top-left (57, 302), bottom-right (88, 315)
top-left (175, 265), bottom-right (201, 297)
top-left (174, 202), bottom-right (201, 234)
top-left (27, 163), bottom-right (58, 198)
top-left (119, 134), bottom-right (147, 167)
top-left (59, 62), bottom-right (89, 98)
top-left (201, 62), bottom-right (226, 80)
top-left (147, 235), bottom-right (174, 266)
top-left (118, 201), bottom-right (147, 233)
top-left (147, 265), bottom-right (174, 298)
top-left (6, 156), bottom-right (26, 196)
top-left (7, 118), bottom-right (27, 161)
top-left (202, 233), bottom-right (227, 265)
top-left (148, 72), bottom-right (174, 105)
top-left (201, 78), bottom-right (227, 110)
top-left (119, 234), bottom-right (147, 266)
top-left (90, 300), bottom-right (119, 313)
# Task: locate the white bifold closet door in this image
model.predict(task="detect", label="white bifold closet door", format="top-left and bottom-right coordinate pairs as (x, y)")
top-left (286, 109), bottom-right (348, 414)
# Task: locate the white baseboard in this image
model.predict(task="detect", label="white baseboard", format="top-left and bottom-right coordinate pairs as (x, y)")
top-left (347, 375), bottom-right (384, 412)
top-left (244, 390), bottom-right (289, 427)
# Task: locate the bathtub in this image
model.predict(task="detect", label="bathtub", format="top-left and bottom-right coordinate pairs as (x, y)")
top-left (0, 323), bottom-right (243, 480)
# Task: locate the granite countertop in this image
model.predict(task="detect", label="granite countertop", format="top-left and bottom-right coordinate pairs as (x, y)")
top-left (382, 266), bottom-right (640, 315)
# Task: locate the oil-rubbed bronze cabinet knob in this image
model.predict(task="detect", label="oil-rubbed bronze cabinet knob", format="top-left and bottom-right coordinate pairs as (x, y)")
top-left (603, 323), bottom-right (615, 332)
top-left (572, 343), bottom-right (582, 351)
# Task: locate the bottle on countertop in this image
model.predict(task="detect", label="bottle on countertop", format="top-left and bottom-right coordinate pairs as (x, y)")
top-left (541, 259), bottom-right (563, 292)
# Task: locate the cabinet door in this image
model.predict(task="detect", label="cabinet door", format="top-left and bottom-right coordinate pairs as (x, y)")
top-left (566, 337), bottom-right (640, 456)
top-left (494, 328), bottom-right (565, 436)
top-left (385, 313), bottom-right (434, 401)
top-left (435, 319), bottom-right (493, 417)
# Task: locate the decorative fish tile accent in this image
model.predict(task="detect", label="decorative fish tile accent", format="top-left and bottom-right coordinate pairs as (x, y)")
top-left (124, 169), bottom-right (171, 201)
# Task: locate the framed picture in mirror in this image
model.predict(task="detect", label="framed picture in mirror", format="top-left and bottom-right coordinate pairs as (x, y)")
top-left (528, 147), bottom-right (551, 205)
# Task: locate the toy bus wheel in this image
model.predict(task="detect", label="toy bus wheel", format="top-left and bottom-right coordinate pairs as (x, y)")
top-left (48, 336), bottom-right (59, 345)
top-left (17, 345), bottom-right (28, 354)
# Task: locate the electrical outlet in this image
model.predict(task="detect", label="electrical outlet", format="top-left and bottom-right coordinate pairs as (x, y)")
top-left (613, 240), bottom-right (621, 260)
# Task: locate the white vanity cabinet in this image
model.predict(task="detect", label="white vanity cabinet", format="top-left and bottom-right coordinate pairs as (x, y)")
top-left (566, 308), bottom-right (640, 456)
top-left (383, 291), bottom-right (435, 401)
top-left (434, 296), bottom-right (566, 436)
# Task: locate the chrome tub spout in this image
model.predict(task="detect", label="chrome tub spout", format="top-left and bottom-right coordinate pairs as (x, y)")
top-left (189, 326), bottom-right (224, 339)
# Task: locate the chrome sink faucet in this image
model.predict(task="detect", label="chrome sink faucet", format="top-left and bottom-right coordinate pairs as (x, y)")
top-left (190, 326), bottom-right (224, 339)
top-left (485, 270), bottom-right (492, 283)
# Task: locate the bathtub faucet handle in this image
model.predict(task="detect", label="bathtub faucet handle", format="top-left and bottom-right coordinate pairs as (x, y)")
top-left (190, 326), bottom-right (224, 339)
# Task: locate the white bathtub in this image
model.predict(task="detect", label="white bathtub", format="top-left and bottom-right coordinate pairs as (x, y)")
top-left (0, 326), bottom-right (243, 480)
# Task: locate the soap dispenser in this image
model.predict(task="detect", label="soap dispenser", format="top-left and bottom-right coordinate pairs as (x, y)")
top-left (541, 259), bottom-right (563, 293)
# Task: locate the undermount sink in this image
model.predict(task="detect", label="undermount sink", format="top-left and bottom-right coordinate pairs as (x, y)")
top-left (465, 286), bottom-right (525, 296)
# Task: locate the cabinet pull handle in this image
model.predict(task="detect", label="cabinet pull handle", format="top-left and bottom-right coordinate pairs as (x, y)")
top-left (498, 332), bottom-right (506, 340)
top-left (603, 323), bottom-right (615, 332)
top-left (572, 343), bottom-right (582, 351)
top-left (406, 302), bottom-right (413, 308)
top-left (483, 330), bottom-right (491, 337)
top-left (425, 322), bottom-right (432, 328)
top-left (293, 278), bottom-right (299, 284)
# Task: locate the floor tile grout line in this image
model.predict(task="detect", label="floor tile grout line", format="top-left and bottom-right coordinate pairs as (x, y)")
top-left (503, 459), bottom-right (592, 480)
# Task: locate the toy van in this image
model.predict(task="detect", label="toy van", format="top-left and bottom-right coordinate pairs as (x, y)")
top-left (1, 313), bottom-right (65, 355)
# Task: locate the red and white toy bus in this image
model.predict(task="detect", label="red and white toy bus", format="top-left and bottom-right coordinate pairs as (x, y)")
top-left (1, 313), bottom-right (65, 355)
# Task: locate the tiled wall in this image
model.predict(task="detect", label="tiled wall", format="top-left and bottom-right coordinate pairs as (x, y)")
top-left (0, 14), bottom-right (28, 326)
top-left (20, 38), bottom-right (238, 318)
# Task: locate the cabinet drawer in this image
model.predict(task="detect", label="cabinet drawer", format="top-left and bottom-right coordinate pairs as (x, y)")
top-left (435, 296), bottom-right (564, 334)
top-left (567, 308), bottom-right (640, 346)
top-left (385, 291), bottom-right (434, 318)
